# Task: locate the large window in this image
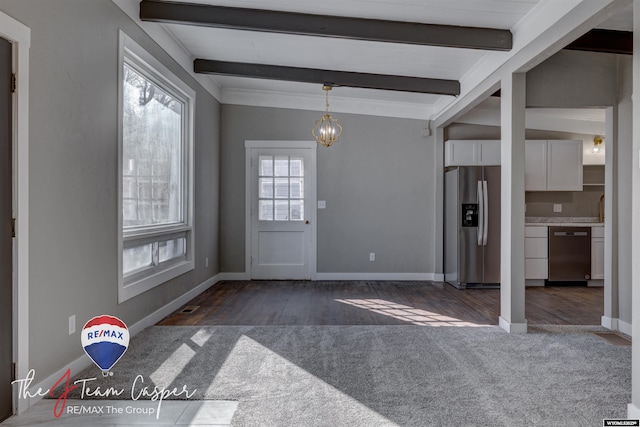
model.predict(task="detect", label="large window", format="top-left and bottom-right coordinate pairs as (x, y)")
top-left (118, 32), bottom-right (195, 302)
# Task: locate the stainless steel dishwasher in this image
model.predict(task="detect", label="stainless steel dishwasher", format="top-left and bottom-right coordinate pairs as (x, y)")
top-left (548, 226), bottom-right (591, 282)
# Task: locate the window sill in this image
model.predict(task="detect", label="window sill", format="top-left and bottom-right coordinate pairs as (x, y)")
top-left (118, 259), bottom-right (194, 303)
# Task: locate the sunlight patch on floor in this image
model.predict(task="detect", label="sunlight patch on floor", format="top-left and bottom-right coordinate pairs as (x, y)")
top-left (206, 335), bottom-right (402, 426)
top-left (149, 343), bottom-right (196, 389)
top-left (335, 298), bottom-right (487, 327)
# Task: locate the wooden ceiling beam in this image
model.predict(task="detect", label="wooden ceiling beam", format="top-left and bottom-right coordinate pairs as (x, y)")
top-left (194, 59), bottom-right (461, 95)
top-left (140, 0), bottom-right (512, 51)
top-left (565, 29), bottom-right (632, 55)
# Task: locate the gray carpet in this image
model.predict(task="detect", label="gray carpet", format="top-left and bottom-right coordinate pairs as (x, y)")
top-left (64, 325), bottom-right (630, 427)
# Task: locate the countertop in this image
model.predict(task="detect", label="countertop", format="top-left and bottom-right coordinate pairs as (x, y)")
top-left (525, 217), bottom-right (604, 227)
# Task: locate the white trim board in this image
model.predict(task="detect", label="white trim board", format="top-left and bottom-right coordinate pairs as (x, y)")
top-left (499, 316), bottom-right (528, 334)
top-left (0, 10), bottom-right (30, 416)
top-left (315, 273), bottom-right (435, 281)
top-left (23, 274), bottom-right (221, 410)
top-left (601, 316), bottom-right (632, 336)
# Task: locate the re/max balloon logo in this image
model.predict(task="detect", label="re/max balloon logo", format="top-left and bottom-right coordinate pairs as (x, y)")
top-left (80, 315), bottom-right (130, 376)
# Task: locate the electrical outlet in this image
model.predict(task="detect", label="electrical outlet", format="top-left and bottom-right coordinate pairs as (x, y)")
top-left (205, 257), bottom-right (209, 267)
top-left (553, 204), bottom-right (562, 213)
top-left (69, 315), bottom-right (76, 335)
top-left (369, 253), bottom-right (375, 262)
top-left (318, 200), bottom-right (326, 209)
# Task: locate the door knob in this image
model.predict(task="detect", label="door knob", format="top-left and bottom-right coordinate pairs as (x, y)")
top-left (305, 220), bottom-right (310, 224)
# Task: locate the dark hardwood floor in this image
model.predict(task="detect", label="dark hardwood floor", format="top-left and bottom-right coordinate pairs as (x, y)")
top-left (158, 281), bottom-right (604, 327)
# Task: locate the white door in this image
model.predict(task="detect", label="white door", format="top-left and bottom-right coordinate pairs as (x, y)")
top-left (248, 144), bottom-right (315, 279)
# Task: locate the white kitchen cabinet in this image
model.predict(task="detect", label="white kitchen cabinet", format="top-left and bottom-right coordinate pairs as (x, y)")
top-left (478, 140), bottom-right (501, 165)
top-left (524, 141), bottom-right (547, 191)
top-left (525, 140), bottom-right (582, 191)
top-left (591, 227), bottom-right (604, 280)
top-left (445, 140), bottom-right (476, 166)
top-left (546, 140), bottom-right (583, 191)
top-left (444, 140), bottom-right (500, 167)
top-left (525, 226), bottom-right (548, 281)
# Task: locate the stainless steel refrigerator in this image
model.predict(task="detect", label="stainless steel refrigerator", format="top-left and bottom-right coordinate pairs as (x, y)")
top-left (444, 166), bottom-right (501, 289)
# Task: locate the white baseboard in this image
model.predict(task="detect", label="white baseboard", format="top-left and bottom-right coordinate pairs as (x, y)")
top-left (216, 272), bottom-right (440, 282)
top-left (217, 272), bottom-right (250, 281)
top-left (25, 274), bottom-right (222, 409)
top-left (315, 273), bottom-right (434, 281)
top-left (128, 273), bottom-right (221, 336)
top-left (499, 316), bottom-right (528, 334)
top-left (619, 319), bottom-right (632, 336)
top-left (628, 403), bottom-right (640, 419)
top-left (602, 316), bottom-right (618, 330)
top-left (601, 316), bottom-right (632, 336)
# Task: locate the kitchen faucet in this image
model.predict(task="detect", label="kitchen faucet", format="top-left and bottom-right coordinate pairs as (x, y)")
top-left (599, 194), bottom-right (605, 223)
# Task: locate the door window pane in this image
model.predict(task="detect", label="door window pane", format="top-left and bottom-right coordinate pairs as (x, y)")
top-left (275, 200), bottom-right (289, 221)
top-left (290, 178), bottom-right (303, 199)
top-left (274, 178), bottom-right (289, 199)
top-left (259, 156), bottom-right (273, 176)
top-left (259, 178), bottom-right (273, 198)
top-left (290, 157), bottom-right (303, 177)
top-left (290, 200), bottom-right (304, 221)
top-left (259, 200), bottom-right (274, 221)
top-left (274, 156), bottom-right (289, 177)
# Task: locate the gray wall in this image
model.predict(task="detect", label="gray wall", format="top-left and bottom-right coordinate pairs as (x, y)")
top-left (220, 105), bottom-right (434, 274)
top-left (0, 0), bottom-right (220, 379)
top-left (526, 50), bottom-right (618, 108)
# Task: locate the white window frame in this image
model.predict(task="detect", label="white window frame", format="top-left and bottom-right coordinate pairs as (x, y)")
top-left (117, 31), bottom-right (195, 303)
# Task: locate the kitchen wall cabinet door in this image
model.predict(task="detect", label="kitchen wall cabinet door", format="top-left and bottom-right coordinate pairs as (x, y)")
top-left (525, 140), bottom-right (547, 191)
top-left (478, 140), bottom-right (500, 165)
top-left (445, 140), bottom-right (477, 166)
top-left (546, 140), bottom-right (583, 191)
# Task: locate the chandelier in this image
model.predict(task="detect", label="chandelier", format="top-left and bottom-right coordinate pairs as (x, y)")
top-left (312, 84), bottom-right (343, 147)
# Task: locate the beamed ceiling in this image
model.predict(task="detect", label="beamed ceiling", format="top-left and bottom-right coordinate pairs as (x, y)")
top-left (115, 0), bottom-right (633, 126)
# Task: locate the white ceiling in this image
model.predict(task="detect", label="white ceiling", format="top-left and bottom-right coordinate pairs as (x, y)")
top-left (117, 0), bottom-right (631, 129)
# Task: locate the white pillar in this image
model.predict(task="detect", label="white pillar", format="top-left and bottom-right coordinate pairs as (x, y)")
top-left (433, 126), bottom-right (445, 280)
top-left (628, 0), bottom-right (640, 418)
top-left (603, 107), bottom-right (619, 330)
top-left (499, 72), bottom-right (527, 334)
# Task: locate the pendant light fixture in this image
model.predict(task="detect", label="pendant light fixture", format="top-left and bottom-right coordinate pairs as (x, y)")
top-left (312, 84), bottom-right (343, 147)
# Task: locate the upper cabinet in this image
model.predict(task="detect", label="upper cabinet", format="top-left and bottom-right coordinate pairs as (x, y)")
top-left (525, 140), bottom-right (583, 191)
top-left (447, 139), bottom-right (583, 191)
top-left (524, 140), bottom-right (547, 191)
top-left (445, 140), bottom-right (500, 166)
top-left (546, 140), bottom-right (583, 190)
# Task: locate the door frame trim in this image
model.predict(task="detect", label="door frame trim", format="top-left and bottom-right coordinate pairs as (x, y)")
top-left (244, 140), bottom-right (317, 280)
top-left (0, 12), bottom-right (30, 415)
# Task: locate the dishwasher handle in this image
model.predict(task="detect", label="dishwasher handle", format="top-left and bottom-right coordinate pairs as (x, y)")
top-left (553, 231), bottom-right (589, 237)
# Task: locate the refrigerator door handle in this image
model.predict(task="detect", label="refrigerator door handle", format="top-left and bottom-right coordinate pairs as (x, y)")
top-left (477, 180), bottom-right (484, 246)
top-left (483, 180), bottom-right (489, 246)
